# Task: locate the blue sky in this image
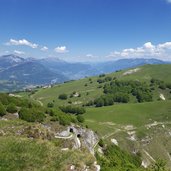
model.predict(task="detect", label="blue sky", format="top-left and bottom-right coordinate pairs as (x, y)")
top-left (0, 0), bottom-right (171, 62)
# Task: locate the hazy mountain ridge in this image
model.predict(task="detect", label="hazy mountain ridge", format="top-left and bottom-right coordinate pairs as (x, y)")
top-left (0, 54), bottom-right (168, 91)
top-left (0, 55), bottom-right (25, 70)
top-left (92, 58), bottom-right (168, 73)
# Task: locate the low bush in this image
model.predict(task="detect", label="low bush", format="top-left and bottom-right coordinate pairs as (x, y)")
top-left (59, 105), bottom-right (86, 114)
top-left (6, 103), bottom-right (18, 113)
top-left (77, 115), bottom-right (85, 123)
top-left (47, 102), bottom-right (54, 108)
top-left (58, 94), bottom-right (68, 100)
top-left (0, 103), bottom-right (6, 116)
top-left (19, 107), bottom-right (45, 122)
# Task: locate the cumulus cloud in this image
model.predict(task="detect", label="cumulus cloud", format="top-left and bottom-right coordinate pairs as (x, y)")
top-left (158, 42), bottom-right (171, 49)
top-left (6, 39), bottom-right (38, 48)
top-left (14, 50), bottom-right (25, 55)
top-left (108, 41), bottom-right (171, 60)
top-left (41, 46), bottom-right (48, 51)
top-left (54, 46), bottom-right (68, 53)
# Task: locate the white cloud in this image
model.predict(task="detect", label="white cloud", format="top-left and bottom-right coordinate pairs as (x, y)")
top-left (41, 46), bottom-right (48, 51)
top-left (85, 54), bottom-right (99, 60)
top-left (158, 42), bottom-right (171, 49)
top-left (108, 41), bottom-right (171, 60)
top-left (86, 54), bottom-right (94, 58)
top-left (6, 39), bottom-right (38, 48)
top-left (54, 46), bottom-right (68, 53)
top-left (14, 50), bottom-right (25, 55)
top-left (143, 42), bottom-right (155, 49)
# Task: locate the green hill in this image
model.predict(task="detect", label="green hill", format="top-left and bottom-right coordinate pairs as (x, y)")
top-left (15, 64), bottom-right (171, 169)
top-left (24, 64), bottom-right (171, 107)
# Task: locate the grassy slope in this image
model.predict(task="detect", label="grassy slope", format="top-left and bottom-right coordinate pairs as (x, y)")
top-left (0, 136), bottom-right (94, 171)
top-left (0, 119), bottom-right (95, 171)
top-left (84, 100), bottom-right (171, 135)
top-left (85, 100), bottom-right (171, 126)
top-left (17, 64), bottom-right (171, 167)
top-left (117, 64), bottom-right (171, 82)
top-left (32, 77), bottom-right (104, 107)
top-left (84, 101), bottom-right (171, 168)
top-left (26, 64), bottom-right (171, 107)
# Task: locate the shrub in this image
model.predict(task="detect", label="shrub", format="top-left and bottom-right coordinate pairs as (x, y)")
top-left (98, 139), bottom-right (105, 147)
top-left (58, 94), bottom-right (68, 100)
top-left (28, 102), bottom-right (33, 108)
top-left (136, 91), bottom-right (152, 103)
top-left (46, 109), bottom-right (55, 116)
top-left (6, 103), bottom-right (17, 113)
top-left (98, 85), bottom-right (103, 88)
top-left (0, 103), bottom-right (6, 116)
top-left (99, 74), bottom-right (105, 77)
top-left (159, 83), bottom-right (166, 90)
top-left (97, 79), bottom-right (105, 84)
top-left (59, 105), bottom-right (86, 114)
top-left (104, 76), bottom-right (112, 82)
top-left (68, 100), bottom-right (72, 104)
top-left (113, 93), bottom-right (129, 103)
top-left (19, 107), bottom-right (45, 122)
top-left (166, 83), bottom-right (171, 89)
top-left (77, 115), bottom-right (85, 123)
top-left (86, 100), bottom-right (94, 106)
top-left (70, 94), bottom-right (74, 98)
top-left (58, 115), bottom-right (71, 126)
top-left (47, 102), bottom-right (54, 108)
top-left (94, 98), bottom-right (104, 107)
top-left (49, 109), bottom-right (77, 125)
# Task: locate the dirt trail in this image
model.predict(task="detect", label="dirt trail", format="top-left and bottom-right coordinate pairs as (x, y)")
top-left (143, 150), bottom-right (156, 162)
top-left (55, 134), bottom-right (73, 139)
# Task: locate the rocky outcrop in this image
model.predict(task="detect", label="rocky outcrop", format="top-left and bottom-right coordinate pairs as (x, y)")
top-left (70, 126), bottom-right (99, 154)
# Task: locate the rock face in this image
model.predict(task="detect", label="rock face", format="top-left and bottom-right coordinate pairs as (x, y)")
top-left (70, 126), bottom-right (99, 154)
top-left (54, 125), bottom-right (99, 155)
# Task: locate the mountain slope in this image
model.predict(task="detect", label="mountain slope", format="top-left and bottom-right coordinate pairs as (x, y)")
top-left (0, 55), bottom-right (69, 91)
top-left (15, 64), bottom-right (171, 168)
top-left (0, 55), bottom-right (25, 70)
top-left (0, 54), bottom-right (169, 92)
top-left (28, 64), bottom-right (171, 107)
top-left (93, 58), bottom-right (167, 73)
top-left (40, 58), bottom-right (99, 79)
top-left (24, 64), bottom-right (171, 168)
top-left (0, 61), bottom-right (67, 85)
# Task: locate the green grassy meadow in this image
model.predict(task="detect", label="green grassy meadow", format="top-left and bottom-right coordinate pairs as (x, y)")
top-left (85, 100), bottom-right (171, 129)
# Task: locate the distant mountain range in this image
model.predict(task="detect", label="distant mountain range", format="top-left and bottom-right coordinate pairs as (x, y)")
top-left (0, 54), bottom-right (168, 91)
